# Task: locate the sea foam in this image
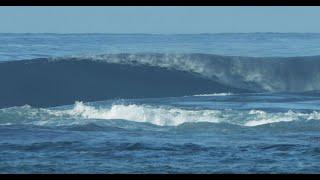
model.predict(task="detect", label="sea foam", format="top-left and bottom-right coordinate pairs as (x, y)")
top-left (2, 101), bottom-right (320, 127)
top-left (192, 93), bottom-right (233, 96)
top-left (48, 101), bottom-right (320, 127)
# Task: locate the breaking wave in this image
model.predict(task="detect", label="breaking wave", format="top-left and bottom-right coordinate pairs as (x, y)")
top-left (2, 53), bottom-right (320, 108)
top-left (1, 101), bottom-right (320, 127)
top-left (61, 53), bottom-right (320, 92)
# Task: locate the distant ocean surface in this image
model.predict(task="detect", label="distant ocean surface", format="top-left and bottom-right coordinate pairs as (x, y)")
top-left (1, 33), bottom-right (320, 173)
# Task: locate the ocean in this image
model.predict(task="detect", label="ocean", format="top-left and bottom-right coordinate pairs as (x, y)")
top-left (1, 33), bottom-right (320, 173)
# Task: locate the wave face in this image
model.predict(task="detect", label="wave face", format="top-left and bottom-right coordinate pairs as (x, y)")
top-left (70, 53), bottom-right (320, 92)
top-left (0, 57), bottom-right (248, 108)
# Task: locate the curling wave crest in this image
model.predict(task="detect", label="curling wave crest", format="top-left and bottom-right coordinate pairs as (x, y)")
top-left (52, 53), bottom-right (320, 92)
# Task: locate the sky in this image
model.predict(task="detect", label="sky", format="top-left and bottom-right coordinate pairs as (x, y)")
top-left (0, 6), bottom-right (320, 33)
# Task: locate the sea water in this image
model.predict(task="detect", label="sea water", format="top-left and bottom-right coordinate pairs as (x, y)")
top-left (1, 33), bottom-right (320, 173)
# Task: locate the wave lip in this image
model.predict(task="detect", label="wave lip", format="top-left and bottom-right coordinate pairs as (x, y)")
top-left (65, 53), bottom-right (320, 92)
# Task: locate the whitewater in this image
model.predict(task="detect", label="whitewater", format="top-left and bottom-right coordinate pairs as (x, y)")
top-left (1, 33), bottom-right (320, 173)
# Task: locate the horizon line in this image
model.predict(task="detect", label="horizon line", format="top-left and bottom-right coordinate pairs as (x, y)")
top-left (1, 32), bottom-right (320, 35)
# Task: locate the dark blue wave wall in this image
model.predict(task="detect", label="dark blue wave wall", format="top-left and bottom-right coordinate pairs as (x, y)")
top-left (67, 53), bottom-right (320, 92)
top-left (0, 59), bottom-right (249, 108)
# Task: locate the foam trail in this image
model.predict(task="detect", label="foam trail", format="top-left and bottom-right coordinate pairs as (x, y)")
top-left (245, 110), bottom-right (320, 126)
top-left (192, 93), bottom-right (233, 97)
top-left (2, 101), bottom-right (320, 127)
top-left (57, 102), bottom-right (221, 126)
top-left (50, 102), bottom-right (320, 126)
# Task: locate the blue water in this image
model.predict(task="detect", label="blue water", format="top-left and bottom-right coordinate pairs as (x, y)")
top-left (1, 33), bottom-right (320, 173)
top-left (2, 33), bottom-right (320, 61)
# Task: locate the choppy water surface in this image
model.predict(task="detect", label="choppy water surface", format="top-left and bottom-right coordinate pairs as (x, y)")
top-left (1, 93), bottom-right (320, 173)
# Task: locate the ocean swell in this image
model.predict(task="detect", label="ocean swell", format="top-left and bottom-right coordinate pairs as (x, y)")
top-left (0, 56), bottom-right (248, 108)
top-left (1, 53), bottom-right (320, 108)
